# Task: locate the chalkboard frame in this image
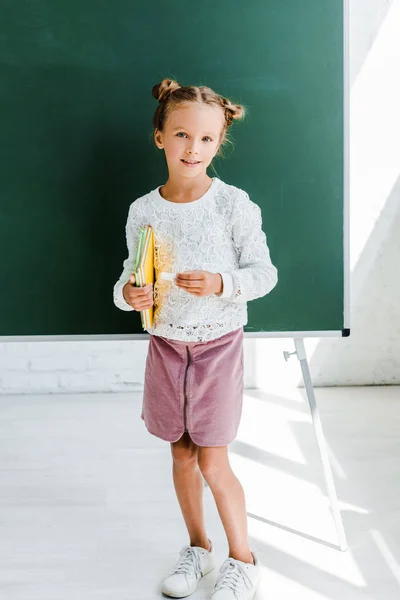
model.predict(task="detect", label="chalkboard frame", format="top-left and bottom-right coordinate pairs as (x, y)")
top-left (0, 0), bottom-right (350, 342)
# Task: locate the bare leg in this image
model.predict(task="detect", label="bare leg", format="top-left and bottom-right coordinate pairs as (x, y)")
top-left (198, 445), bottom-right (253, 563)
top-left (170, 432), bottom-right (211, 550)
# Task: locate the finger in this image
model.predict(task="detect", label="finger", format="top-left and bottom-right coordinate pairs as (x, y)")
top-left (136, 285), bottom-right (153, 296)
top-left (176, 280), bottom-right (204, 287)
top-left (176, 272), bottom-right (205, 281)
top-left (138, 290), bottom-right (153, 301)
top-left (176, 280), bottom-right (204, 289)
top-left (129, 276), bottom-right (152, 291)
top-left (130, 288), bottom-right (148, 298)
top-left (176, 278), bottom-right (200, 286)
top-left (176, 278), bottom-right (204, 284)
top-left (133, 301), bottom-right (153, 310)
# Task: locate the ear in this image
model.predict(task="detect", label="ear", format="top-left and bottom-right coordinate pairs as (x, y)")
top-left (154, 129), bottom-right (164, 149)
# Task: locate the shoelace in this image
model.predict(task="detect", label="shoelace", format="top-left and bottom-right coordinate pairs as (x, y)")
top-left (214, 558), bottom-right (253, 596)
top-left (172, 546), bottom-right (203, 580)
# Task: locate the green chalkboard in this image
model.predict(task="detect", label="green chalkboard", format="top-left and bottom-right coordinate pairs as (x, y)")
top-left (0, 1), bottom-right (346, 338)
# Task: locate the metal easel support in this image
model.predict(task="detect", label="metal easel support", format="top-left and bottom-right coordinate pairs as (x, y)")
top-left (284, 338), bottom-right (348, 551)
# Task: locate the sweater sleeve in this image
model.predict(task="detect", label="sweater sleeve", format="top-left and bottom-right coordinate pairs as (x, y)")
top-left (218, 190), bottom-right (278, 303)
top-left (113, 201), bottom-right (144, 312)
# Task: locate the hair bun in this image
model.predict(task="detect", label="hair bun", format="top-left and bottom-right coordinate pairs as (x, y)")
top-left (152, 79), bottom-right (181, 103)
top-left (221, 97), bottom-right (246, 125)
top-left (229, 104), bottom-right (246, 120)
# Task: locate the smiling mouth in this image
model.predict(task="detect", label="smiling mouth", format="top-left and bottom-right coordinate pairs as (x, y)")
top-left (181, 159), bottom-right (201, 164)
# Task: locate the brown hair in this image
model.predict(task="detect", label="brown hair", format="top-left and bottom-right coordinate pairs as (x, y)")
top-left (152, 78), bottom-right (246, 158)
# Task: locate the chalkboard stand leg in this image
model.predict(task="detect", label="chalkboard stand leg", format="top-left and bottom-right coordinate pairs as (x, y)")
top-left (291, 338), bottom-right (348, 552)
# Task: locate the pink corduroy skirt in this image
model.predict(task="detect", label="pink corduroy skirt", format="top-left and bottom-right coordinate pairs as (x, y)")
top-left (141, 327), bottom-right (244, 447)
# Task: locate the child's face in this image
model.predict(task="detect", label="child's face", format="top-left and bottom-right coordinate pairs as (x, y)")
top-left (155, 103), bottom-right (224, 178)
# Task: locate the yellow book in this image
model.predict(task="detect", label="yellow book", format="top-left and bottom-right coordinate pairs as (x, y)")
top-left (134, 225), bottom-right (154, 330)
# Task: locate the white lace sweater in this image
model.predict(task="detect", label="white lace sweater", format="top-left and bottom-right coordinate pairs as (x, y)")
top-left (113, 177), bottom-right (278, 342)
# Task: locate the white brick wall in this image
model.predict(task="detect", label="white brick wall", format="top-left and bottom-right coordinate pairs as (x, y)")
top-left (0, 341), bottom-right (148, 395)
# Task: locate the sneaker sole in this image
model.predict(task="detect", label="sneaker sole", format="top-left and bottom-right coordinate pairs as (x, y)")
top-left (162, 564), bottom-right (215, 598)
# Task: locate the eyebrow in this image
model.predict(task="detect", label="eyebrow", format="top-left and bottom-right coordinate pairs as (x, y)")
top-left (172, 127), bottom-right (216, 135)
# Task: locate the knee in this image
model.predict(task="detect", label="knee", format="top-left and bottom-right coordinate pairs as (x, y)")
top-left (171, 435), bottom-right (198, 469)
top-left (197, 452), bottom-right (227, 484)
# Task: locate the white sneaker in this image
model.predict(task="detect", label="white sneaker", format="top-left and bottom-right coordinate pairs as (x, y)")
top-left (161, 540), bottom-right (216, 598)
top-left (211, 552), bottom-right (261, 600)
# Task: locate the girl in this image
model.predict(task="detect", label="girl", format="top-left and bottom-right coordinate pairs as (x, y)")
top-left (113, 79), bottom-right (278, 600)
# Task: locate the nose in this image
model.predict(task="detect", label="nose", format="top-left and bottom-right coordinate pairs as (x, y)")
top-left (185, 143), bottom-right (199, 156)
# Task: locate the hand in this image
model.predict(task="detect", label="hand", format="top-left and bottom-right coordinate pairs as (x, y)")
top-left (122, 274), bottom-right (154, 310)
top-left (175, 270), bottom-right (223, 297)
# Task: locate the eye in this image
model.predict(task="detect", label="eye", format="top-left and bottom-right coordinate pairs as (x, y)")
top-left (203, 136), bottom-right (213, 142)
top-left (176, 132), bottom-right (187, 138)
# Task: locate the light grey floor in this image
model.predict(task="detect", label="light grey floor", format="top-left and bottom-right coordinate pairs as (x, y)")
top-left (0, 386), bottom-right (399, 600)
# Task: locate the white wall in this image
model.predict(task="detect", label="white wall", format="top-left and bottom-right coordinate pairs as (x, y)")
top-left (1, 1), bottom-right (398, 394)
